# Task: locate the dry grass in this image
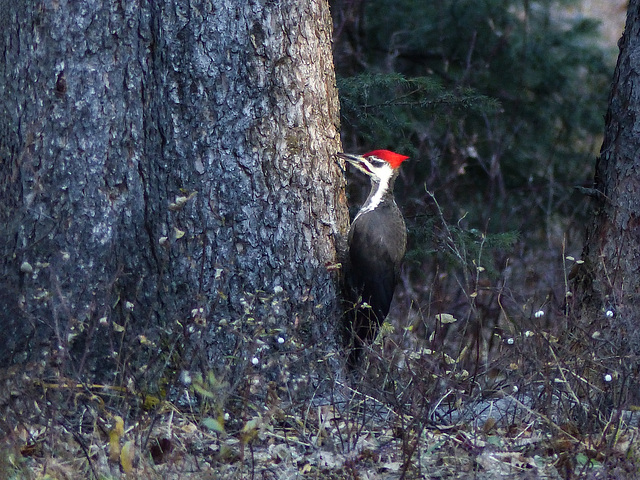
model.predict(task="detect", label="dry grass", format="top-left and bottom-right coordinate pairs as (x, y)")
top-left (3, 283), bottom-right (640, 480)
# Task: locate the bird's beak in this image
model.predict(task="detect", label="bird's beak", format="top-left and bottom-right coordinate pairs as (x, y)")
top-left (337, 153), bottom-right (372, 175)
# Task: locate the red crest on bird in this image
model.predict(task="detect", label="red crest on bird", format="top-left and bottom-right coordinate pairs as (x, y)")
top-left (363, 150), bottom-right (409, 169)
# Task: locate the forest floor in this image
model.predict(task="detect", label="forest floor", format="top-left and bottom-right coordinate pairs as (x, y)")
top-left (3, 350), bottom-right (640, 480)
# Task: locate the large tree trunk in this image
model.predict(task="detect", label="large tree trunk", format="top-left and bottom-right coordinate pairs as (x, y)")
top-left (578, 1), bottom-right (640, 361)
top-left (0, 0), bottom-right (348, 394)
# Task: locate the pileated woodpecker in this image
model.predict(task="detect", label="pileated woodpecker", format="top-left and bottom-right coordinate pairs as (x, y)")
top-left (338, 149), bottom-right (409, 367)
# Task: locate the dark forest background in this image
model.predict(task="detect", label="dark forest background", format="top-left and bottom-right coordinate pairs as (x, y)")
top-left (331, 0), bottom-right (616, 372)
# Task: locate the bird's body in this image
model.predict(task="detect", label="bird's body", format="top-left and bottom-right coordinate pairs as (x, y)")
top-left (338, 150), bottom-right (409, 367)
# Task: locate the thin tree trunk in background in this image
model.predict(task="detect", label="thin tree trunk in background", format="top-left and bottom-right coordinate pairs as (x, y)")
top-left (578, 0), bottom-right (640, 355)
top-left (0, 1), bottom-right (348, 394)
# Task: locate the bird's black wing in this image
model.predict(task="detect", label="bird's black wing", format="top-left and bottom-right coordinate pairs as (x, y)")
top-left (347, 204), bottom-right (403, 347)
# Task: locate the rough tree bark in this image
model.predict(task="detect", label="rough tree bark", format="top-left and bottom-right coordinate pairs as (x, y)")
top-left (0, 0), bottom-right (348, 393)
top-left (578, 0), bottom-right (640, 350)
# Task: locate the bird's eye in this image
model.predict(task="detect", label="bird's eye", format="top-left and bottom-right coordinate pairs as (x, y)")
top-left (368, 157), bottom-right (388, 168)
